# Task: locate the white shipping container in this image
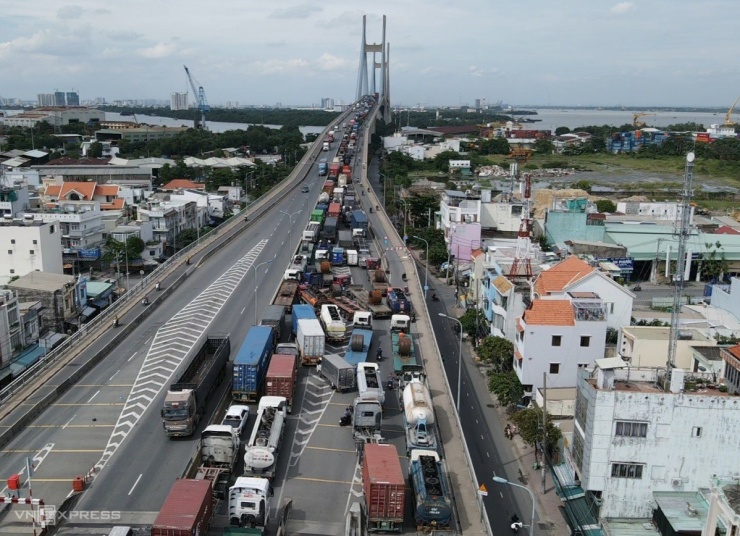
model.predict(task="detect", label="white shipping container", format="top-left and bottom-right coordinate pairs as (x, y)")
top-left (297, 318), bottom-right (325, 360)
top-left (346, 249), bottom-right (358, 266)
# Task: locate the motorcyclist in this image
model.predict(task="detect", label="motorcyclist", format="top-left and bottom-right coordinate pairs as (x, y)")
top-left (510, 514), bottom-right (522, 532)
top-left (376, 348), bottom-right (383, 361)
top-left (432, 293), bottom-right (439, 301)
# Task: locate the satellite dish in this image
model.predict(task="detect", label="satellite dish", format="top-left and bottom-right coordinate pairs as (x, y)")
top-left (686, 152), bottom-right (695, 163)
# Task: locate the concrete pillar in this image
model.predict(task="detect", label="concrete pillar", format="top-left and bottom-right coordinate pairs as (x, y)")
top-left (684, 249), bottom-right (692, 280)
top-left (695, 261), bottom-right (702, 282)
top-left (650, 259), bottom-right (657, 284)
top-left (701, 489), bottom-right (719, 536)
top-left (665, 245), bottom-right (671, 278)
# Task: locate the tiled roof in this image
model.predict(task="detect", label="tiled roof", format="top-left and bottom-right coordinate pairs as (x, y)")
top-left (44, 185), bottom-right (62, 197)
top-left (726, 345), bottom-right (740, 361)
top-left (45, 157), bottom-right (111, 166)
top-left (471, 248), bottom-right (484, 259)
top-left (96, 184), bottom-right (119, 196)
top-left (492, 275), bottom-right (513, 294)
top-left (162, 179), bottom-right (205, 190)
top-left (60, 181), bottom-right (96, 200)
top-left (534, 256), bottom-right (594, 296)
top-left (100, 198), bottom-right (125, 210)
top-left (523, 300), bottom-right (575, 326)
top-left (715, 225), bottom-right (740, 235)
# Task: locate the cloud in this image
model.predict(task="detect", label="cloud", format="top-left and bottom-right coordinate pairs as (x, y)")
top-left (316, 53), bottom-right (348, 71)
top-left (57, 5), bottom-right (83, 19)
top-left (108, 31), bottom-right (143, 42)
top-left (0, 29), bottom-right (89, 58)
top-left (268, 4), bottom-right (319, 19)
top-left (609, 2), bottom-right (633, 15)
top-left (469, 66), bottom-right (484, 77)
top-left (136, 42), bottom-right (177, 59)
top-left (251, 58), bottom-right (310, 75)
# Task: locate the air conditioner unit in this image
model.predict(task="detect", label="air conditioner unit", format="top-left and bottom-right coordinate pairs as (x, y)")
top-left (672, 478), bottom-right (682, 487)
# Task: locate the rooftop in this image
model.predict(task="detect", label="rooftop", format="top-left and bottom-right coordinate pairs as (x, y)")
top-left (523, 299), bottom-right (575, 326)
top-left (653, 491), bottom-right (713, 534)
top-left (8, 272), bottom-right (76, 292)
top-left (622, 326), bottom-right (713, 342)
top-left (589, 366), bottom-right (733, 397)
top-left (534, 256), bottom-right (594, 296)
top-left (161, 179), bottom-right (205, 190)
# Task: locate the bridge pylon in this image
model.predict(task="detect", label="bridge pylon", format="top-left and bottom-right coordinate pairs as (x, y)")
top-left (356, 14), bottom-right (391, 122)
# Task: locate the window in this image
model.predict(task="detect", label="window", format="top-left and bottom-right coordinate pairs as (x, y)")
top-left (32, 240), bottom-right (37, 245)
top-left (9, 269), bottom-right (14, 274)
top-left (580, 336), bottom-right (591, 347)
top-left (7, 250), bottom-right (11, 255)
top-left (50, 225), bottom-right (55, 233)
top-left (615, 421), bottom-right (647, 438)
top-left (611, 463), bottom-right (643, 479)
top-left (29, 250), bottom-right (34, 255)
top-left (549, 363), bottom-right (560, 374)
top-left (551, 335), bottom-right (562, 347)
top-left (10, 239), bottom-right (15, 244)
top-left (691, 426), bottom-right (702, 438)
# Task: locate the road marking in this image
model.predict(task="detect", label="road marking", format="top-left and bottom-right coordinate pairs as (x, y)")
top-left (500, 492), bottom-right (504, 498)
top-left (305, 446), bottom-right (355, 453)
top-left (128, 473), bottom-right (142, 495)
top-left (109, 370), bottom-right (120, 381)
top-left (62, 415), bottom-right (76, 429)
top-left (293, 476), bottom-right (351, 485)
top-left (241, 307), bottom-right (246, 315)
top-left (281, 240), bottom-right (285, 246)
top-left (128, 351), bottom-right (138, 362)
top-left (481, 434), bottom-right (484, 440)
top-left (2, 449), bottom-right (104, 453)
top-left (486, 451), bottom-right (490, 458)
top-left (26, 424), bottom-right (114, 428)
top-left (87, 390), bottom-right (100, 403)
top-left (51, 403), bottom-right (124, 406)
top-left (0, 443), bottom-right (54, 495)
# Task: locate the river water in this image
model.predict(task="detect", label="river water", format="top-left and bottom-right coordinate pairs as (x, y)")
top-left (520, 109), bottom-right (726, 131)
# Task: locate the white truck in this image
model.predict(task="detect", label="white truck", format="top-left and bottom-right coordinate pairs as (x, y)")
top-left (228, 476), bottom-right (272, 531)
top-left (320, 304), bottom-right (346, 341)
top-left (402, 378), bottom-right (438, 455)
top-left (297, 318), bottom-right (325, 366)
top-left (195, 424), bottom-right (241, 499)
top-left (303, 222), bottom-right (321, 243)
top-left (357, 362), bottom-right (385, 406)
top-left (353, 311), bottom-right (372, 329)
top-left (244, 396), bottom-right (288, 479)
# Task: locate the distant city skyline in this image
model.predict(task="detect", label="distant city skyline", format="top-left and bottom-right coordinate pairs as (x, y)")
top-left (1, 1), bottom-right (739, 108)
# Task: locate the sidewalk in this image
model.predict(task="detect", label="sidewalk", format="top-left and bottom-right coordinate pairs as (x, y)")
top-left (408, 246), bottom-right (570, 536)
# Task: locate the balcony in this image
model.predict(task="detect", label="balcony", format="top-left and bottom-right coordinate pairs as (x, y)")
top-left (573, 301), bottom-right (606, 322)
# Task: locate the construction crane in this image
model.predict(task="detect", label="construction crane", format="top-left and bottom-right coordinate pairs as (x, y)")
top-left (183, 65), bottom-right (210, 130)
top-left (724, 96), bottom-right (740, 126)
top-left (508, 173), bottom-right (533, 280)
top-left (633, 112), bottom-right (656, 128)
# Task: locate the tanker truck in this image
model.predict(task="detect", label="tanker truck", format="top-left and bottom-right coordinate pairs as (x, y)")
top-left (409, 449), bottom-right (453, 531)
top-left (244, 396), bottom-right (288, 479)
top-left (402, 378), bottom-right (438, 455)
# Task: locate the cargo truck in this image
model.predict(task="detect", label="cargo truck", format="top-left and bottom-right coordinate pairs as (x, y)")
top-left (273, 280), bottom-right (299, 313)
top-left (318, 191), bottom-right (330, 205)
top-left (328, 163), bottom-right (341, 180)
top-left (350, 210), bottom-right (368, 236)
top-left (409, 449), bottom-right (453, 531)
top-left (260, 304), bottom-right (285, 344)
top-left (357, 362), bottom-right (385, 405)
top-left (319, 353), bottom-right (355, 392)
top-left (232, 326), bottom-right (274, 403)
top-left (321, 216), bottom-right (338, 242)
top-left (318, 160), bottom-right (328, 176)
top-left (362, 444), bottom-right (405, 533)
top-left (320, 304), bottom-right (346, 341)
top-left (330, 246), bottom-right (345, 266)
top-left (228, 477), bottom-right (272, 533)
top-left (392, 332), bottom-right (423, 380)
top-left (338, 230), bottom-right (354, 248)
top-left (244, 396), bottom-right (288, 479)
top-left (369, 269), bottom-right (390, 296)
top-left (264, 354), bottom-right (297, 413)
top-left (151, 478), bottom-right (213, 536)
top-left (297, 317), bottom-right (325, 365)
top-left (291, 304), bottom-right (316, 335)
top-left (346, 285), bottom-right (392, 319)
top-left (302, 221), bottom-right (321, 243)
top-left (310, 209), bottom-right (324, 224)
top-left (328, 202), bottom-right (341, 219)
top-left (342, 164), bottom-right (352, 176)
top-left (161, 335), bottom-right (230, 437)
top-left (346, 249), bottom-right (358, 266)
top-left (387, 287), bottom-right (412, 314)
top-left (344, 328), bottom-right (373, 367)
top-left (402, 379), bottom-right (438, 455)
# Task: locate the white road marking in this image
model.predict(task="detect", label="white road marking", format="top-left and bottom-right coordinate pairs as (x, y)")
top-left (87, 390), bottom-right (100, 403)
top-left (241, 307), bottom-right (246, 315)
top-left (62, 415), bottom-right (76, 429)
top-left (0, 443), bottom-right (54, 495)
top-left (109, 370), bottom-right (120, 381)
top-left (127, 351), bottom-right (138, 362)
top-left (128, 473), bottom-right (142, 495)
top-left (500, 492), bottom-right (504, 498)
top-left (486, 451), bottom-right (490, 458)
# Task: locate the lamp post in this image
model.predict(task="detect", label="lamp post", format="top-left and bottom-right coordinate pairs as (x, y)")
top-left (438, 313), bottom-right (462, 410)
top-left (124, 236), bottom-right (130, 291)
top-left (280, 209), bottom-right (302, 250)
top-left (492, 476), bottom-right (536, 536)
top-left (412, 235), bottom-right (429, 298)
top-left (399, 198), bottom-right (409, 243)
top-left (380, 173), bottom-right (388, 208)
top-left (252, 259), bottom-right (274, 321)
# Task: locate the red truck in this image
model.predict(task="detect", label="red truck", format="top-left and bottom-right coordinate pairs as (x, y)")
top-left (363, 444), bottom-right (405, 532)
top-left (151, 478), bottom-right (213, 536)
top-left (329, 163), bottom-right (341, 180)
top-left (342, 165), bottom-right (352, 176)
top-left (328, 202), bottom-right (341, 219)
top-left (323, 179), bottom-right (335, 194)
top-left (264, 354), bottom-right (297, 412)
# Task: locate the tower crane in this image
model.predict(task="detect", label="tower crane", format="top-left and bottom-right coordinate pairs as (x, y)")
top-left (509, 173), bottom-right (533, 280)
top-left (724, 96), bottom-right (740, 126)
top-left (183, 65), bottom-right (210, 130)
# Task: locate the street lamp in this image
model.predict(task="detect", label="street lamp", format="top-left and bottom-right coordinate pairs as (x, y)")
top-left (252, 259), bottom-right (274, 321)
top-left (280, 209), bottom-right (302, 249)
top-left (399, 198), bottom-right (409, 243)
top-left (492, 476), bottom-right (536, 536)
top-left (412, 235), bottom-right (429, 298)
top-left (380, 173), bottom-right (389, 207)
top-left (438, 313), bottom-right (462, 410)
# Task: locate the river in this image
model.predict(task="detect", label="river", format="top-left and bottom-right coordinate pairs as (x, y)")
top-left (520, 108), bottom-right (726, 131)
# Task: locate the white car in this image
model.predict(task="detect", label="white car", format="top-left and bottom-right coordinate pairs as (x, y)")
top-left (222, 405), bottom-right (250, 436)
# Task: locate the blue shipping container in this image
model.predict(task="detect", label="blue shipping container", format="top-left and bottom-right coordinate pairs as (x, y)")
top-left (232, 325), bottom-right (274, 403)
top-left (292, 304), bottom-right (317, 335)
top-left (350, 210), bottom-right (368, 231)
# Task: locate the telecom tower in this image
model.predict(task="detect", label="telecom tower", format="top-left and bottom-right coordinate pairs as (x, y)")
top-left (509, 173), bottom-right (533, 279)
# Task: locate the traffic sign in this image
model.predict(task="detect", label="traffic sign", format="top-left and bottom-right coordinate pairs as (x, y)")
top-left (478, 484), bottom-right (488, 497)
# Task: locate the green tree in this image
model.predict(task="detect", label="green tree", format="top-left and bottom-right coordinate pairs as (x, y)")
top-left (88, 142), bottom-right (103, 158)
top-left (532, 139), bottom-right (555, 155)
top-left (554, 126), bottom-right (571, 136)
top-left (476, 336), bottom-right (514, 372)
top-left (487, 371), bottom-right (524, 407)
top-left (433, 150), bottom-right (462, 172)
top-left (479, 137), bottom-right (511, 155)
top-left (459, 308), bottom-right (486, 340)
top-left (596, 199), bottom-right (617, 213)
top-left (510, 407), bottom-right (563, 456)
top-left (701, 241), bottom-right (729, 282)
top-left (176, 229), bottom-right (199, 251)
top-left (572, 179), bottom-right (592, 192)
top-left (102, 236), bottom-right (145, 265)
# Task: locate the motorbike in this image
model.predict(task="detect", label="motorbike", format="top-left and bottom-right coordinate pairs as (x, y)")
top-left (155, 282), bottom-right (161, 291)
top-left (339, 407), bottom-right (352, 427)
top-left (633, 284), bottom-right (642, 291)
top-left (401, 273), bottom-right (407, 281)
top-left (386, 375), bottom-right (395, 390)
top-left (432, 294), bottom-right (439, 302)
top-left (403, 286), bottom-right (410, 295)
top-left (142, 296), bottom-right (149, 306)
top-left (510, 515), bottom-right (523, 532)
top-left (376, 349), bottom-right (383, 361)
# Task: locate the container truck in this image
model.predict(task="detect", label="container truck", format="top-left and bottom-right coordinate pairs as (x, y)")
top-left (318, 160), bottom-right (328, 176)
top-left (330, 246), bottom-right (345, 266)
top-left (291, 304), bottom-right (316, 335)
top-left (303, 221), bottom-right (321, 243)
top-left (310, 208), bottom-right (325, 224)
top-left (151, 478), bottom-right (213, 536)
top-left (161, 335), bottom-right (230, 437)
top-left (402, 379), bottom-right (438, 455)
top-left (322, 142), bottom-right (329, 152)
top-left (342, 164), bottom-right (352, 177)
top-left (357, 362), bottom-right (385, 405)
top-left (228, 477), bottom-right (272, 532)
top-left (390, 314), bottom-right (411, 332)
top-left (321, 216), bottom-right (338, 241)
top-left (320, 304), bottom-right (346, 341)
top-left (276, 342), bottom-right (298, 357)
top-left (328, 163), bottom-right (341, 180)
top-left (319, 353), bottom-right (355, 391)
top-left (387, 287), bottom-right (412, 314)
top-left (333, 187), bottom-right (345, 204)
top-left (392, 332), bottom-right (423, 379)
top-left (409, 450), bottom-right (453, 531)
top-left (297, 317), bottom-right (325, 365)
top-left (232, 326), bottom-right (274, 403)
top-left (353, 395), bottom-right (382, 440)
top-left (344, 329), bottom-right (373, 367)
top-left (346, 249), bottom-right (359, 266)
top-left (260, 305), bottom-right (285, 344)
top-left (362, 444), bottom-right (405, 533)
top-left (347, 285), bottom-right (392, 319)
top-left (244, 396), bottom-right (288, 479)
top-left (328, 202), bottom-right (341, 219)
top-left (264, 354), bottom-right (297, 412)
top-left (338, 230), bottom-right (354, 248)
top-left (273, 280), bottom-right (299, 313)
top-left (350, 210), bottom-right (368, 236)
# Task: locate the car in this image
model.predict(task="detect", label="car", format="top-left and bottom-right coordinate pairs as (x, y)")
top-left (222, 405), bottom-right (250, 436)
top-left (301, 185), bottom-right (310, 193)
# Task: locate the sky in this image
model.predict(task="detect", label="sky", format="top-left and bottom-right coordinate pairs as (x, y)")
top-left (1, 1), bottom-right (739, 108)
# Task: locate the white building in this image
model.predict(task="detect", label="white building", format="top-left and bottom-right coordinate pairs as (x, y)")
top-left (533, 256), bottom-right (634, 332)
top-left (170, 92), bottom-right (189, 111)
top-left (0, 184), bottom-right (31, 218)
top-left (568, 364), bottom-right (740, 520)
top-left (480, 201), bottom-right (523, 234)
top-left (615, 201), bottom-right (694, 223)
top-left (515, 297), bottom-right (607, 396)
top-left (0, 289), bottom-right (22, 366)
top-left (0, 220), bottom-right (64, 285)
top-left (4, 107), bottom-right (104, 128)
top-left (618, 326), bottom-right (716, 369)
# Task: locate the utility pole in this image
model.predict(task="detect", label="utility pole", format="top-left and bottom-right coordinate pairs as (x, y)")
top-left (542, 372), bottom-right (547, 494)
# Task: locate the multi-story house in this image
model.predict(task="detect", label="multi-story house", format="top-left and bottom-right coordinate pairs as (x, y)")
top-left (438, 190), bottom-right (482, 263)
top-left (0, 219), bottom-right (64, 284)
top-left (138, 198), bottom-right (197, 253)
top-left (567, 364), bottom-right (740, 520)
top-left (481, 273), bottom-right (527, 341)
top-left (515, 297), bottom-right (607, 396)
top-left (0, 290), bottom-right (22, 366)
top-left (8, 272), bottom-right (85, 333)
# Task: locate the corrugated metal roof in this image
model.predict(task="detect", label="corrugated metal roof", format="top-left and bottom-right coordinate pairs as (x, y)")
top-left (653, 491), bottom-right (711, 533)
